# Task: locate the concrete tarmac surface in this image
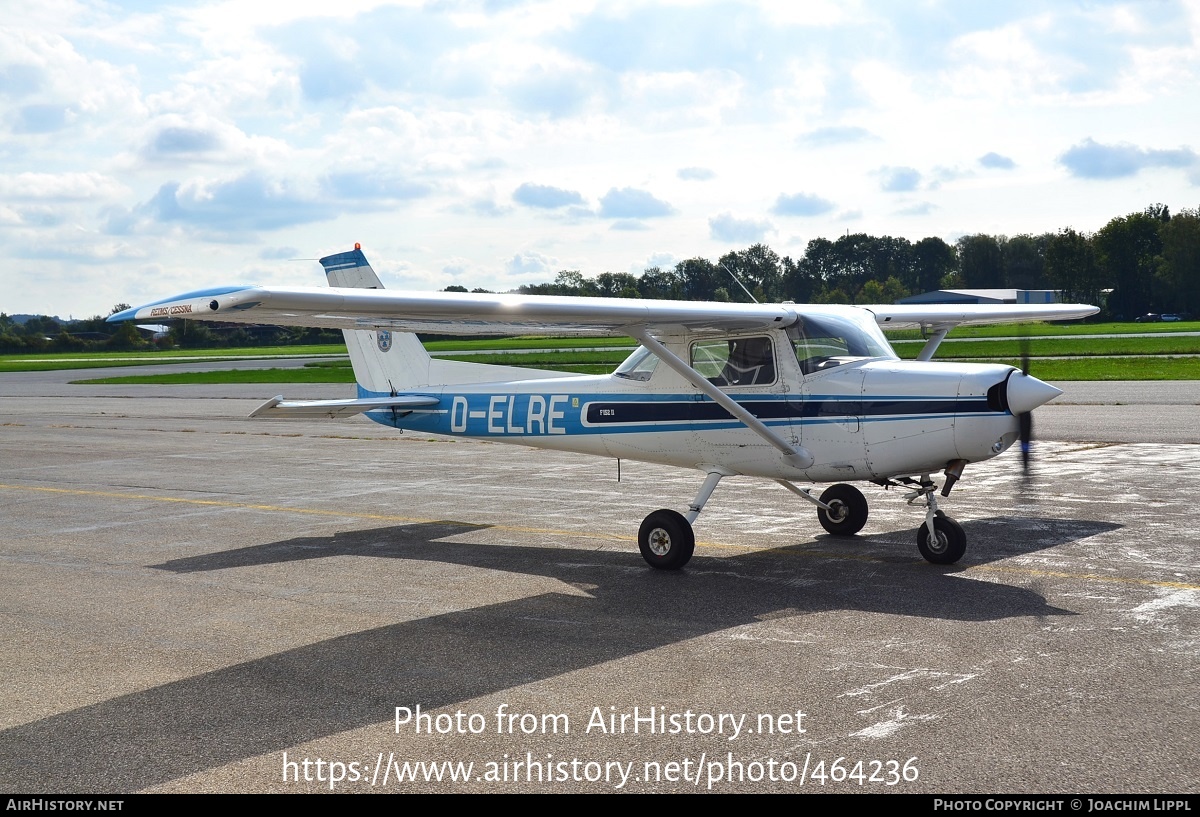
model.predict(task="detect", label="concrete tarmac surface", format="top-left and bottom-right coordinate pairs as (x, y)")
top-left (0, 370), bottom-right (1196, 793)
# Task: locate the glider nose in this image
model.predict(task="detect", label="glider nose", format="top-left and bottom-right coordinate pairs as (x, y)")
top-left (1006, 370), bottom-right (1062, 414)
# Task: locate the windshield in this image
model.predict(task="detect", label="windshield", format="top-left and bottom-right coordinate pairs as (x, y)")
top-left (789, 310), bottom-right (896, 374)
top-left (613, 345), bottom-right (660, 381)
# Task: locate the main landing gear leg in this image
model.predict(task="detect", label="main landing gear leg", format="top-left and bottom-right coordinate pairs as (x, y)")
top-left (776, 480), bottom-right (869, 536)
top-left (906, 475), bottom-right (966, 565)
top-left (638, 471), bottom-right (725, 570)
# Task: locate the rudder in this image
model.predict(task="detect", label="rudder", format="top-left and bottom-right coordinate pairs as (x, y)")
top-left (319, 246), bottom-right (433, 393)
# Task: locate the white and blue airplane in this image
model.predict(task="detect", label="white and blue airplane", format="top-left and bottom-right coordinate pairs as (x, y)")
top-left (110, 245), bottom-right (1098, 570)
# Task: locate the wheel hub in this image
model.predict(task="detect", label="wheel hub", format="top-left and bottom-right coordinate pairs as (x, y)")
top-left (827, 500), bottom-right (848, 523)
top-left (928, 530), bottom-right (948, 553)
top-left (648, 528), bottom-right (672, 556)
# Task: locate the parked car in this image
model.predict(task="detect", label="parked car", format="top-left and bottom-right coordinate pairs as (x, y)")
top-left (1134, 313), bottom-right (1161, 322)
top-left (1161, 313), bottom-right (1182, 322)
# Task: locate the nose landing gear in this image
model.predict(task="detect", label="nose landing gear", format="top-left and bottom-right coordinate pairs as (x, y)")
top-left (896, 474), bottom-right (966, 565)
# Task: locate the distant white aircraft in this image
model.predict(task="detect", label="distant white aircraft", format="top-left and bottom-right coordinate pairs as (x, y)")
top-left (111, 245), bottom-right (1097, 569)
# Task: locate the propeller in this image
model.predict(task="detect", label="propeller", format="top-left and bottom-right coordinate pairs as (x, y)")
top-left (1018, 340), bottom-right (1033, 477)
top-left (1006, 333), bottom-right (1062, 482)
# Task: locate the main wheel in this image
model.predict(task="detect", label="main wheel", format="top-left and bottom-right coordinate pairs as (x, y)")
top-left (816, 484), bottom-right (869, 536)
top-left (916, 515), bottom-right (966, 564)
top-left (638, 509), bottom-right (695, 570)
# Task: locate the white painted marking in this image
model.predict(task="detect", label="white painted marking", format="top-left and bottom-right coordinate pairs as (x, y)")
top-left (851, 705), bottom-right (939, 739)
top-left (1129, 589), bottom-right (1200, 623)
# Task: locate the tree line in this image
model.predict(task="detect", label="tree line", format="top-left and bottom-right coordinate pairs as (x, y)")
top-left (0, 308), bottom-right (342, 354)
top-left (5, 203), bottom-right (1197, 353)
top-left (501, 203), bottom-right (1199, 321)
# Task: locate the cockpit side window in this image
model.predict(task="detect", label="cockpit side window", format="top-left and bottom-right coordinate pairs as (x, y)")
top-left (690, 336), bottom-right (776, 387)
top-left (789, 313), bottom-right (896, 375)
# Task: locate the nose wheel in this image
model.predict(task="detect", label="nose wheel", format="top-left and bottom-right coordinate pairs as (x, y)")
top-left (899, 475), bottom-right (967, 565)
top-left (916, 514), bottom-right (966, 564)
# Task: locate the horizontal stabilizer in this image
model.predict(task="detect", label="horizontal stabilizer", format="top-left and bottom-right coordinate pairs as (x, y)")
top-left (250, 394), bottom-right (439, 420)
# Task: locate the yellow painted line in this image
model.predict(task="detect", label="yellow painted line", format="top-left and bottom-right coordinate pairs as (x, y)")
top-left (968, 563), bottom-right (1200, 591)
top-left (0, 482), bottom-right (635, 544)
top-left (3, 482), bottom-right (1197, 592)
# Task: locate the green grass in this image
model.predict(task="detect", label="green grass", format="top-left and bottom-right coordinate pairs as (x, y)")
top-left (73, 347), bottom-right (1200, 383)
top-left (75, 367), bottom-right (359, 385)
top-left (441, 350), bottom-right (628, 366)
top-left (0, 343), bottom-right (347, 362)
top-left (893, 335), bottom-right (1200, 359)
top-left (0, 344), bottom-right (348, 373)
top-left (0, 338), bottom-right (637, 372)
top-left (74, 359), bottom-right (613, 384)
top-left (883, 320), bottom-right (1200, 340)
top-left (19, 322), bottom-right (1200, 373)
top-left (1, 358), bottom-right (209, 372)
top-left (957, 357), bottom-right (1200, 380)
top-left (46, 321), bottom-right (1200, 384)
top-left (424, 336), bottom-right (635, 351)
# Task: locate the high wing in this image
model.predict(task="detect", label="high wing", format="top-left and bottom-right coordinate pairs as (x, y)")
top-left (866, 303), bottom-right (1099, 329)
top-left (108, 285), bottom-right (1097, 338)
top-left (864, 303), bottom-right (1099, 360)
top-left (108, 286), bottom-right (797, 337)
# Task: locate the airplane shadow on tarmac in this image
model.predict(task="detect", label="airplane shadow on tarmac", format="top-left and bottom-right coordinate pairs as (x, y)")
top-left (0, 516), bottom-right (1118, 792)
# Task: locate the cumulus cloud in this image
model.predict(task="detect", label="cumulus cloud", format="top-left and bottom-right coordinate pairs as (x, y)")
top-left (931, 166), bottom-right (972, 185)
top-left (506, 250), bottom-right (556, 275)
top-left (146, 126), bottom-right (223, 157)
top-left (137, 116), bottom-right (288, 166)
top-left (0, 172), bottom-right (126, 201)
top-left (512, 183), bottom-right (585, 209)
top-left (119, 173), bottom-right (328, 233)
top-left (879, 166), bottom-right (922, 192)
top-left (677, 167), bottom-right (715, 181)
top-left (979, 152), bottom-right (1016, 170)
top-left (896, 202), bottom-right (937, 216)
top-left (599, 187), bottom-right (675, 218)
top-left (771, 192), bottom-right (835, 217)
top-left (639, 251), bottom-right (677, 272)
top-left (795, 126), bottom-right (875, 147)
top-left (709, 213), bottom-right (773, 243)
top-left (1058, 138), bottom-right (1197, 179)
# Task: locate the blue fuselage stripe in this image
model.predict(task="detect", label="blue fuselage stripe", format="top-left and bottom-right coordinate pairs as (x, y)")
top-left (359, 389), bottom-right (1001, 437)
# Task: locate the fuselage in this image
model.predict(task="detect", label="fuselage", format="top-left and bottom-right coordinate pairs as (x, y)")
top-left (358, 325), bottom-right (1027, 483)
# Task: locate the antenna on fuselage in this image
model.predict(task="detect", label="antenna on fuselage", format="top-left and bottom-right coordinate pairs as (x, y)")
top-left (720, 262), bottom-right (759, 304)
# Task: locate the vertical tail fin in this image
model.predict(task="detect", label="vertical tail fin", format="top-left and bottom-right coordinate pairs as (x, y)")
top-left (319, 246), bottom-right (433, 393)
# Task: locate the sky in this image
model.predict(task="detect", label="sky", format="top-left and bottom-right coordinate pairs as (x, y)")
top-left (3, 0), bottom-right (1199, 318)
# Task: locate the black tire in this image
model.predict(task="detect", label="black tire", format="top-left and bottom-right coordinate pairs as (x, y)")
top-left (916, 515), bottom-right (967, 564)
top-left (638, 509), bottom-right (695, 570)
top-left (816, 484), bottom-right (869, 536)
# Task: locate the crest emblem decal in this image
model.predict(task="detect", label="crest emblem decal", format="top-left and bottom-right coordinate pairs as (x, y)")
top-left (377, 330), bottom-right (392, 352)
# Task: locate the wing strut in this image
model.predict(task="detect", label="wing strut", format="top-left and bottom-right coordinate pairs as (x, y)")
top-left (629, 329), bottom-right (814, 470)
top-left (916, 323), bottom-right (956, 361)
